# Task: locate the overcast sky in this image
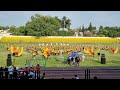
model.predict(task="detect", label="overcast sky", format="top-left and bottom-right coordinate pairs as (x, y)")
top-left (0, 11), bottom-right (120, 29)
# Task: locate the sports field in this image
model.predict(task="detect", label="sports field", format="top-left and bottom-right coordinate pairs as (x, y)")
top-left (0, 36), bottom-right (120, 67)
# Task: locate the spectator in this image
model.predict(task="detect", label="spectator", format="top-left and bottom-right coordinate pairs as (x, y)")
top-left (24, 66), bottom-right (29, 79)
top-left (31, 65), bottom-right (34, 71)
top-left (74, 75), bottom-right (80, 79)
top-left (8, 66), bottom-right (14, 79)
top-left (13, 67), bottom-right (18, 79)
top-left (36, 64), bottom-right (41, 79)
top-left (4, 67), bottom-right (8, 79)
top-left (29, 67), bottom-right (35, 79)
top-left (18, 68), bottom-right (24, 79)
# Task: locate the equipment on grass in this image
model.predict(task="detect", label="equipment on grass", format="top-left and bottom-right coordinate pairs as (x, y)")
top-left (25, 58), bottom-right (46, 67)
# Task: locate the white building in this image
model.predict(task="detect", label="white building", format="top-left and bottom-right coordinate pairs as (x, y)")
top-left (74, 32), bottom-right (78, 37)
top-left (79, 32), bottom-right (83, 37)
top-left (0, 29), bottom-right (11, 36)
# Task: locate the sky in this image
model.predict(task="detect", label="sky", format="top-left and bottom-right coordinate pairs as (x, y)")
top-left (0, 11), bottom-right (120, 29)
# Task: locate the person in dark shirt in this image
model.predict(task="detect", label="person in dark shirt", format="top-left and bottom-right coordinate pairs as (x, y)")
top-left (75, 57), bottom-right (80, 66)
top-left (71, 57), bottom-right (74, 66)
top-left (4, 67), bottom-right (8, 79)
top-left (13, 67), bottom-right (18, 79)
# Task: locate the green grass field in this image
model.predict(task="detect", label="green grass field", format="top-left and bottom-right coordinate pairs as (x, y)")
top-left (0, 43), bottom-right (120, 68)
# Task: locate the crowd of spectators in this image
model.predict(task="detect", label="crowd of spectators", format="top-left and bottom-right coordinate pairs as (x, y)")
top-left (0, 64), bottom-right (97, 79)
top-left (0, 64), bottom-right (46, 79)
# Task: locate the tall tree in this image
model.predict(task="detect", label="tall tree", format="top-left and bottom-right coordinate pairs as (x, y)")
top-left (82, 25), bottom-right (85, 36)
top-left (99, 25), bottom-right (103, 30)
top-left (88, 22), bottom-right (93, 32)
top-left (62, 16), bottom-right (67, 29)
top-left (65, 19), bottom-right (71, 30)
top-left (78, 27), bottom-right (82, 32)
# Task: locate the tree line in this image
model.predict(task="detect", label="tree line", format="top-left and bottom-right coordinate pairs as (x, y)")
top-left (0, 14), bottom-right (120, 37)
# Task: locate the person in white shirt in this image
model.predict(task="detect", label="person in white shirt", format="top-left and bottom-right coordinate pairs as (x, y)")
top-left (8, 66), bottom-right (14, 79)
top-left (29, 67), bottom-right (35, 79)
top-left (18, 68), bottom-right (24, 79)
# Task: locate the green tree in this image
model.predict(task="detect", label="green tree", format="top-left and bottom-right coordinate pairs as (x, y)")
top-left (99, 29), bottom-right (108, 37)
top-left (78, 27), bottom-right (82, 32)
top-left (82, 25), bottom-right (85, 36)
top-left (62, 16), bottom-right (67, 29)
top-left (17, 26), bottom-right (26, 35)
top-left (9, 25), bottom-right (17, 35)
top-left (55, 16), bottom-right (61, 24)
top-left (88, 22), bottom-right (93, 32)
top-left (65, 19), bottom-right (71, 30)
top-left (0, 26), bottom-right (5, 30)
top-left (25, 14), bottom-right (61, 36)
top-left (99, 25), bottom-right (103, 30)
